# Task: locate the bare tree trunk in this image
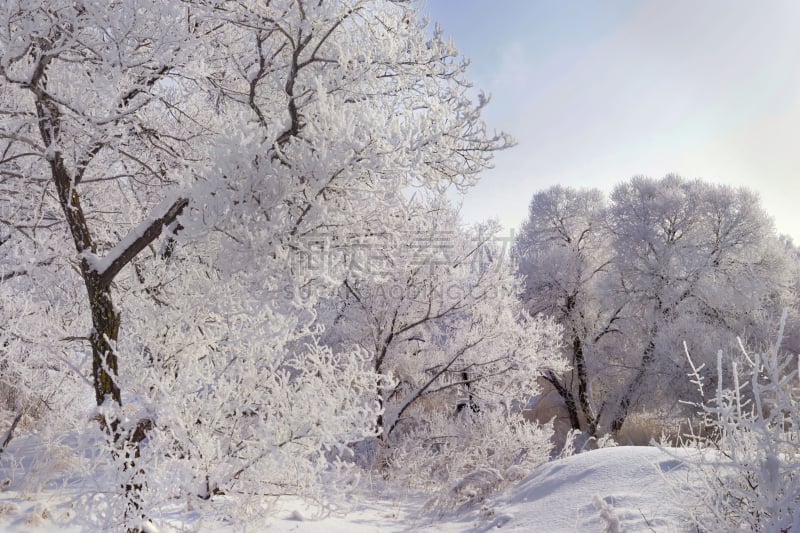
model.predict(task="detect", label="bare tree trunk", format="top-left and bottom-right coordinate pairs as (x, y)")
top-left (571, 333), bottom-right (598, 435)
top-left (544, 295), bottom-right (598, 435)
top-left (34, 88), bottom-right (186, 530)
top-left (558, 295), bottom-right (598, 435)
top-left (610, 336), bottom-right (656, 433)
top-left (543, 370), bottom-right (581, 431)
top-left (0, 412), bottom-right (22, 461)
top-left (87, 280), bottom-right (123, 407)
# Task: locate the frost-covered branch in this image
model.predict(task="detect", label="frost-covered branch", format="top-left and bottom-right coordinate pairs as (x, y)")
top-left (88, 196), bottom-right (189, 286)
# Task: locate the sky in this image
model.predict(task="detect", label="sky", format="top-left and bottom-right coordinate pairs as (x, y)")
top-left (424, 0), bottom-right (800, 242)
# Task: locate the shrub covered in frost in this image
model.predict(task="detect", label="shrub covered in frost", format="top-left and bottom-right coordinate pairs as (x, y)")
top-left (683, 311), bottom-right (800, 531)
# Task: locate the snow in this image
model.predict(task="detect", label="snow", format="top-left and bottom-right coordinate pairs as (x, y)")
top-left (81, 190), bottom-right (186, 276)
top-left (0, 441), bottom-right (702, 532)
top-left (467, 446), bottom-right (700, 532)
top-left (246, 447), bottom-right (699, 532)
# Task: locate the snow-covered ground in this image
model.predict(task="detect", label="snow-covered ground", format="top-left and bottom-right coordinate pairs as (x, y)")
top-left (265, 446), bottom-right (700, 532)
top-left (466, 446), bottom-right (699, 532)
top-left (0, 443), bottom-right (701, 532)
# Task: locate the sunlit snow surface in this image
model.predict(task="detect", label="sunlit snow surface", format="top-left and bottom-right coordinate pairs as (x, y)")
top-left (0, 444), bottom-right (701, 532)
top-left (468, 446), bottom-right (700, 532)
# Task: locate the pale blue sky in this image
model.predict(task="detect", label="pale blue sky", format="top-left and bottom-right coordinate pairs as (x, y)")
top-left (425, 0), bottom-right (800, 241)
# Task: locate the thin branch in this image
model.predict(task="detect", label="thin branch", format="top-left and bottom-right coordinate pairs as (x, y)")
top-left (0, 412), bottom-right (23, 461)
top-left (0, 256), bottom-right (56, 282)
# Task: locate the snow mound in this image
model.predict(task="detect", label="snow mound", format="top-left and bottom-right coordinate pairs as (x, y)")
top-left (469, 446), bottom-right (700, 532)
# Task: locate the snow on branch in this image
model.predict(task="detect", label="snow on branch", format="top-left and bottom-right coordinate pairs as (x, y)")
top-left (84, 194), bottom-right (189, 285)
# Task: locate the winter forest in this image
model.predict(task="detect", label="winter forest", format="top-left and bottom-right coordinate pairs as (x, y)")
top-left (1, 1), bottom-right (800, 531)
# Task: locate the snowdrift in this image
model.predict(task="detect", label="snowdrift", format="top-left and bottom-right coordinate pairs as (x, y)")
top-left (0, 445), bottom-right (701, 532)
top-left (265, 446), bottom-right (700, 532)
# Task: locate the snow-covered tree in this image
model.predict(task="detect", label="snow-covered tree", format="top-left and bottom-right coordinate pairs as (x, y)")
top-left (318, 197), bottom-right (563, 492)
top-left (515, 176), bottom-right (797, 437)
top-left (607, 175), bottom-right (795, 432)
top-left (0, 0), bottom-right (517, 529)
top-left (513, 186), bottom-right (618, 435)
